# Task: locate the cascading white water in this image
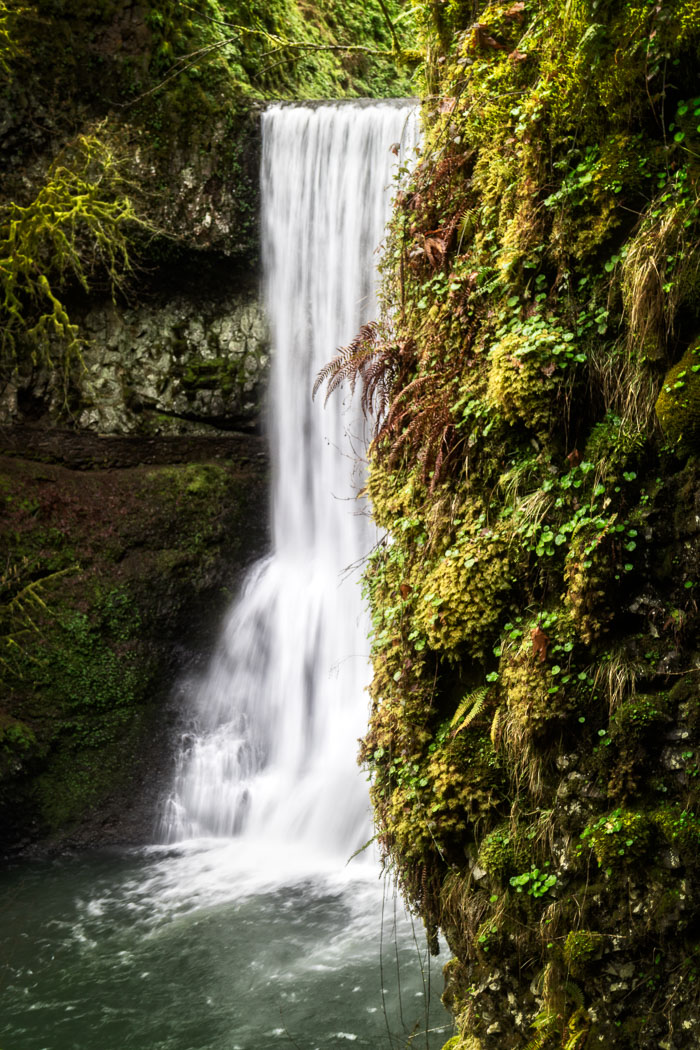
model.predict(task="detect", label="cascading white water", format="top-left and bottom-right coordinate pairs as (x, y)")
top-left (161, 101), bottom-right (419, 864)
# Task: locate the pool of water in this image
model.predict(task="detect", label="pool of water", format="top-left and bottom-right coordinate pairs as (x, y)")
top-left (0, 841), bottom-right (452, 1050)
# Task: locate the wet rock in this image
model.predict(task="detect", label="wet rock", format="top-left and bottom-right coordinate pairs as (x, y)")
top-left (2, 286), bottom-right (270, 435)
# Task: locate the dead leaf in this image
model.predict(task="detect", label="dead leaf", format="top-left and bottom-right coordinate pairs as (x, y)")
top-left (471, 24), bottom-right (507, 50)
top-left (424, 234), bottom-right (448, 268)
top-left (508, 49), bottom-right (528, 62)
top-left (531, 625), bottom-right (549, 663)
top-left (389, 142), bottom-right (400, 156)
top-left (567, 448), bottom-right (582, 467)
top-left (439, 97), bottom-right (457, 114)
top-left (399, 582), bottom-right (412, 599)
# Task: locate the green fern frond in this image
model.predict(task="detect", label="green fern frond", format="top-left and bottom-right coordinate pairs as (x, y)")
top-left (522, 1010), bottom-right (558, 1050)
top-left (565, 980), bottom-right (585, 1009)
top-left (451, 686), bottom-right (489, 734)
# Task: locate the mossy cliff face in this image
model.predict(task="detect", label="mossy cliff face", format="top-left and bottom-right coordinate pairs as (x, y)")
top-left (0, 0), bottom-right (416, 430)
top-left (349, 2), bottom-right (700, 1048)
top-left (0, 436), bottom-right (268, 851)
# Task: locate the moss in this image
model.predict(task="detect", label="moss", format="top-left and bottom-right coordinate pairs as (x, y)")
top-left (354, 0), bottom-right (700, 1043)
top-left (31, 707), bottom-right (151, 830)
top-left (486, 326), bottom-right (565, 435)
top-left (143, 462), bottom-right (240, 560)
top-left (0, 452), bottom-right (267, 842)
top-left (581, 809), bottom-right (652, 871)
top-left (180, 356), bottom-right (243, 397)
top-left (655, 342), bottom-right (700, 456)
top-left (477, 822), bottom-right (523, 882)
top-left (372, 722), bottom-right (504, 868)
top-left (365, 459), bottom-right (430, 535)
top-left (563, 930), bottom-right (605, 978)
top-left (652, 805), bottom-right (700, 863)
top-left (583, 412), bottom-right (646, 481)
top-left (609, 693), bottom-right (671, 746)
top-left (414, 524), bottom-right (511, 659)
top-left (8, 0), bottom-right (415, 114)
top-left (6, 586), bottom-right (157, 830)
top-left (499, 646), bottom-right (573, 741)
top-left (0, 129), bottom-right (145, 389)
top-left (1, 0), bottom-right (418, 418)
top-left (0, 717), bottom-right (40, 781)
top-left (440, 1038), bottom-right (483, 1050)
top-left (564, 522), bottom-right (617, 645)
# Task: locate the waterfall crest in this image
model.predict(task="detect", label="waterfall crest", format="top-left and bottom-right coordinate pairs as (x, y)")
top-left (161, 101), bottom-right (419, 863)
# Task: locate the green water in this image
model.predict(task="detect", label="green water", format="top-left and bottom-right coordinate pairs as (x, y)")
top-left (0, 843), bottom-right (452, 1050)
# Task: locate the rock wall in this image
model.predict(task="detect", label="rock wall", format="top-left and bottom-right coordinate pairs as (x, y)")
top-left (0, 1), bottom-right (415, 436)
top-left (344, 3), bottom-right (700, 1049)
top-left (2, 280), bottom-right (269, 435)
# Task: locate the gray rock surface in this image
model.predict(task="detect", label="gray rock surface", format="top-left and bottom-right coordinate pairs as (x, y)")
top-left (1, 286), bottom-right (270, 435)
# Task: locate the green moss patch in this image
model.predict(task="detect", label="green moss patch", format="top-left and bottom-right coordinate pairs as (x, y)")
top-left (656, 342), bottom-right (700, 456)
top-left (0, 448), bottom-right (266, 844)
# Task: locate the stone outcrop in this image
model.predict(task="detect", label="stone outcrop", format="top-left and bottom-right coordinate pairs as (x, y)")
top-left (1, 283), bottom-right (269, 435)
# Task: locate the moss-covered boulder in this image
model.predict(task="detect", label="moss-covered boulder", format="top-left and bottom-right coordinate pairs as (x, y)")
top-left (656, 341), bottom-right (700, 456)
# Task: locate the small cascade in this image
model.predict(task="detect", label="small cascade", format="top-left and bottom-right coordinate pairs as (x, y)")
top-left (161, 101), bottom-right (419, 863)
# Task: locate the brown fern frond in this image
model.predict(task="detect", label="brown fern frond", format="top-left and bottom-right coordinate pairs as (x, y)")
top-left (432, 440), bottom-right (445, 483)
top-left (312, 321), bottom-right (381, 401)
top-left (383, 372), bottom-right (434, 428)
top-left (315, 320), bottom-right (413, 436)
top-left (375, 361), bottom-right (463, 487)
top-left (324, 346), bottom-right (376, 402)
top-left (317, 308), bottom-right (467, 487)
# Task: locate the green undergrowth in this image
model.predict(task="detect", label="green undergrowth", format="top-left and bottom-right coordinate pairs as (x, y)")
top-left (0, 0), bottom-right (417, 414)
top-left (3, 0), bottom-right (416, 103)
top-left (0, 455), bottom-right (266, 844)
top-left (316, 1), bottom-right (700, 1047)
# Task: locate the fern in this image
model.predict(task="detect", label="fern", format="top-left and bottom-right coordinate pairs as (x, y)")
top-left (313, 321), bottom-right (401, 424)
top-left (563, 1006), bottom-right (590, 1050)
top-left (451, 686), bottom-right (489, 734)
top-left (522, 1011), bottom-right (558, 1050)
top-left (490, 705), bottom-right (504, 747)
top-left (565, 980), bottom-right (585, 1009)
top-left (315, 144), bottom-right (473, 490)
top-left (381, 368), bottom-right (461, 489)
top-left (0, 562), bottom-right (76, 678)
top-left (563, 1026), bottom-right (589, 1050)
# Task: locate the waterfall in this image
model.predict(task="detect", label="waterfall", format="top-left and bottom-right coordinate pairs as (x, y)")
top-left (161, 101), bottom-right (419, 864)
